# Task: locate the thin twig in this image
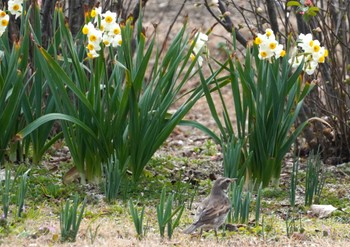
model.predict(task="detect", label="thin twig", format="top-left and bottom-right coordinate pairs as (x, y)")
top-left (204, 0), bottom-right (247, 47)
top-left (230, 0), bottom-right (256, 36)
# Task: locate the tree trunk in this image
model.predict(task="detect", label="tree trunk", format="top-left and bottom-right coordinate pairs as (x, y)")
top-left (68, 0), bottom-right (85, 37)
top-left (41, 0), bottom-right (57, 48)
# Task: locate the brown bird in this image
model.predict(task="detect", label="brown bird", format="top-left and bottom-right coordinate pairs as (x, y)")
top-left (183, 177), bottom-right (236, 237)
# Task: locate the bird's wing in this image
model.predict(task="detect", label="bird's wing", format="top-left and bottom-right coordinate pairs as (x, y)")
top-left (196, 196), bottom-right (210, 216)
top-left (196, 197), bottom-right (231, 224)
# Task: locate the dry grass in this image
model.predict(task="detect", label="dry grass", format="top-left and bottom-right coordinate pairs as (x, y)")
top-left (1, 199), bottom-right (349, 247)
top-left (2, 218), bottom-right (350, 247)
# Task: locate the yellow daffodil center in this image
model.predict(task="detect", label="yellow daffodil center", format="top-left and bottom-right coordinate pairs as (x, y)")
top-left (324, 49), bottom-right (329, 57)
top-left (313, 45), bottom-right (320, 52)
top-left (1, 19), bottom-right (8, 26)
top-left (254, 37), bottom-right (262, 45)
top-left (0, 11), bottom-right (6, 18)
top-left (82, 26), bottom-right (89, 35)
top-left (89, 35), bottom-right (97, 42)
top-left (113, 28), bottom-right (120, 35)
top-left (91, 9), bottom-right (96, 18)
top-left (260, 51), bottom-right (267, 58)
top-left (87, 43), bottom-right (94, 50)
top-left (269, 42), bottom-right (277, 50)
top-left (280, 50), bottom-right (286, 57)
top-left (105, 16), bottom-right (113, 24)
top-left (190, 54), bottom-right (196, 61)
top-left (13, 4), bottom-right (20, 11)
top-left (309, 40), bottom-right (314, 47)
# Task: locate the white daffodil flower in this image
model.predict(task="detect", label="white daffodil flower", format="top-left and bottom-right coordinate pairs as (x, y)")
top-left (193, 32), bottom-right (208, 54)
top-left (274, 44), bottom-right (286, 59)
top-left (190, 53), bottom-right (203, 67)
top-left (82, 22), bottom-right (95, 36)
top-left (110, 23), bottom-right (121, 36)
top-left (304, 60), bottom-right (318, 75)
top-left (265, 28), bottom-right (275, 40)
top-left (8, 0), bottom-right (23, 19)
top-left (297, 33), bottom-right (314, 53)
top-left (0, 10), bottom-right (9, 36)
top-left (111, 35), bottom-right (123, 47)
top-left (87, 49), bottom-right (100, 59)
top-left (91, 6), bottom-right (102, 22)
top-left (88, 28), bottom-right (103, 47)
top-left (258, 49), bottom-right (274, 60)
top-left (288, 55), bottom-right (304, 69)
top-left (102, 10), bottom-right (117, 31)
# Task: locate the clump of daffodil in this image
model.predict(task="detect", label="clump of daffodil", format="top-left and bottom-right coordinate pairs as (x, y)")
top-left (254, 28), bottom-right (286, 61)
top-left (190, 32), bottom-right (208, 66)
top-left (0, 10), bottom-right (9, 37)
top-left (82, 8), bottom-right (122, 59)
top-left (288, 33), bottom-right (328, 75)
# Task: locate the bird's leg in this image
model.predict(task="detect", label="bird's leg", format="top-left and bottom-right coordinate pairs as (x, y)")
top-left (200, 228), bottom-right (203, 237)
top-left (215, 229), bottom-right (218, 242)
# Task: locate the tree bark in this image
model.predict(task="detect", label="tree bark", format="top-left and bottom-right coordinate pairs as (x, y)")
top-left (41, 0), bottom-right (56, 48)
top-left (265, 0), bottom-right (279, 34)
top-left (68, 0), bottom-right (85, 37)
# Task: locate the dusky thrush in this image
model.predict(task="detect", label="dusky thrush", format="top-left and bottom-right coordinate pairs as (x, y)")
top-left (183, 177), bottom-right (236, 237)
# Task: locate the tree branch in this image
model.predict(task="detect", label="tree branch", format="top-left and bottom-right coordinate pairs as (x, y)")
top-left (204, 0), bottom-right (247, 47)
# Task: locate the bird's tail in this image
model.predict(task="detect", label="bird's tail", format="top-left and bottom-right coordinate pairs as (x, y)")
top-left (183, 224), bottom-right (198, 234)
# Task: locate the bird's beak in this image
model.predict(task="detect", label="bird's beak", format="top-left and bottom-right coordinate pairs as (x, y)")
top-left (229, 178), bottom-right (237, 183)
